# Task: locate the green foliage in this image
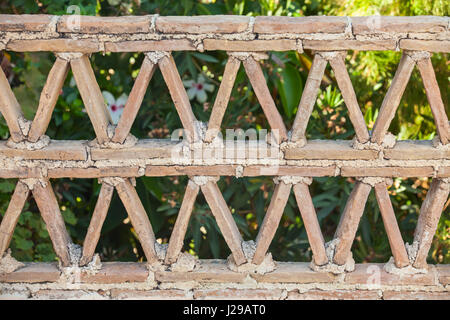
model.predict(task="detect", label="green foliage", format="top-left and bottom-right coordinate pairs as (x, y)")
top-left (0, 0), bottom-right (448, 265)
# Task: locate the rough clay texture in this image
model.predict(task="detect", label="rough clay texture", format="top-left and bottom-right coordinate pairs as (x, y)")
top-left (0, 250), bottom-right (25, 273)
top-left (6, 135), bottom-right (50, 150)
top-left (60, 243), bottom-right (102, 281)
top-left (352, 132), bottom-right (396, 151)
top-left (356, 176), bottom-right (393, 187)
top-left (89, 125), bottom-right (138, 149)
top-left (190, 175), bottom-right (220, 186)
top-left (227, 240), bottom-right (277, 274)
top-left (384, 257), bottom-right (427, 275)
top-left (149, 242), bottom-right (198, 272)
top-left (309, 239), bottom-right (355, 275)
top-left (273, 176), bottom-right (313, 185)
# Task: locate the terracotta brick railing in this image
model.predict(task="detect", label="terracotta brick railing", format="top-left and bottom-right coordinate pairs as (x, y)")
top-left (0, 15), bottom-right (449, 300)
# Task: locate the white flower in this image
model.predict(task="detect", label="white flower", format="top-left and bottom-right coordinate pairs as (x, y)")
top-left (102, 91), bottom-right (128, 125)
top-left (183, 75), bottom-right (214, 104)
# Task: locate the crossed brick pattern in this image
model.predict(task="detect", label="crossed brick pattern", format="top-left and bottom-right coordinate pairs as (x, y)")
top-left (0, 15), bottom-right (448, 272)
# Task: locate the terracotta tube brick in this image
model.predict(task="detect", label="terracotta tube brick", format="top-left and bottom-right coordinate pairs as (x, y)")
top-left (303, 40), bottom-right (396, 51)
top-left (416, 57), bottom-right (449, 145)
top-left (333, 181), bottom-right (372, 265)
top-left (412, 179), bottom-right (449, 269)
top-left (0, 67), bottom-right (24, 142)
top-left (165, 180), bottom-right (199, 264)
top-left (384, 140), bottom-right (449, 160)
top-left (158, 55), bottom-right (198, 142)
top-left (6, 39), bottom-right (100, 53)
top-left (254, 16), bottom-right (347, 34)
top-left (371, 53), bottom-right (415, 144)
top-left (155, 15), bottom-right (250, 34)
top-left (290, 54), bottom-right (327, 142)
top-left (328, 53), bottom-right (370, 143)
top-left (244, 165), bottom-right (335, 177)
top-left (341, 166), bottom-right (434, 177)
top-left (71, 55), bottom-right (111, 144)
top-left (32, 181), bottom-right (71, 267)
top-left (112, 56), bottom-right (156, 143)
top-left (28, 57), bottom-right (69, 142)
top-left (201, 181), bottom-right (246, 265)
top-left (0, 181), bottom-right (29, 257)
top-left (205, 57), bottom-right (241, 142)
top-left (0, 14), bottom-right (54, 32)
top-left (293, 183), bottom-right (328, 266)
top-left (373, 183), bottom-right (409, 268)
top-left (351, 16), bottom-right (448, 34)
top-left (399, 40), bottom-right (450, 53)
top-left (57, 15), bottom-right (152, 33)
top-left (253, 181), bottom-right (292, 264)
top-left (243, 56), bottom-right (288, 144)
top-left (115, 179), bottom-right (158, 263)
top-left (104, 40), bottom-right (196, 52)
top-left (48, 167), bottom-right (141, 179)
top-left (80, 183), bottom-right (114, 266)
top-left (146, 165), bottom-right (237, 177)
top-left (204, 39), bottom-right (297, 51)
top-left (0, 140), bottom-right (87, 161)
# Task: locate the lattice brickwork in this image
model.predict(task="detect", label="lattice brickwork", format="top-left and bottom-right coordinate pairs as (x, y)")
top-left (0, 15), bottom-right (449, 298)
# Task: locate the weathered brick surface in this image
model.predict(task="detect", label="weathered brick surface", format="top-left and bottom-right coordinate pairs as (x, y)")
top-left (0, 289), bottom-right (30, 300)
top-left (57, 15), bottom-right (152, 33)
top-left (80, 262), bottom-right (148, 283)
top-left (193, 288), bottom-right (284, 300)
top-left (110, 289), bottom-right (189, 300)
top-left (204, 39), bottom-right (297, 51)
top-left (156, 16), bottom-right (250, 34)
top-left (399, 39), bottom-right (450, 53)
top-left (303, 39), bottom-right (396, 51)
top-left (351, 16), bottom-right (448, 34)
top-left (6, 39), bottom-right (100, 52)
top-left (287, 289), bottom-right (380, 300)
top-left (105, 40), bottom-right (196, 52)
top-left (251, 262), bottom-right (336, 283)
top-left (383, 291), bottom-right (450, 300)
top-left (254, 16), bottom-right (348, 34)
top-left (344, 263), bottom-right (436, 286)
top-left (0, 14), bottom-right (54, 32)
top-left (0, 263), bottom-right (60, 283)
top-left (436, 264), bottom-right (450, 285)
top-left (32, 289), bottom-right (107, 300)
top-left (155, 260), bottom-right (246, 283)
top-left (340, 166), bottom-right (434, 177)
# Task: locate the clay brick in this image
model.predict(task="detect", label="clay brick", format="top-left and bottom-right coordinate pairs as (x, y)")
top-left (80, 262), bottom-right (148, 283)
top-left (383, 291), bottom-right (450, 300)
top-left (146, 165), bottom-right (237, 177)
top-left (105, 40), bottom-right (196, 52)
top-left (345, 263), bottom-right (436, 286)
top-left (57, 15), bottom-right (152, 33)
top-left (47, 167), bottom-right (141, 179)
top-left (0, 263), bottom-right (60, 283)
top-left (251, 262), bottom-right (335, 283)
top-left (0, 289), bottom-right (30, 300)
top-left (90, 139), bottom-right (177, 161)
top-left (341, 166), bottom-right (434, 177)
top-left (0, 14), bottom-right (54, 32)
top-left (156, 15), bottom-right (250, 34)
top-left (32, 289), bottom-right (106, 300)
top-left (0, 167), bottom-right (42, 179)
top-left (284, 140), bottom-right (378, 160)
top-left (243, 165), bottom-right (335, 177)
top-left (384, 140), bottom-right (450, 160)
top-left (254, 16), bottom-right (347, 34)
top-left (351, 16), bottom-right (448, 34)
top-left (6, 39), bottom-right (100, 53)
top-left (436, 265), bottom-right (450, 285)
top-left (303, 39), bottom-right (396, 51)
top-left (110, 289), bottom-right (189, 300)
top-left (204, 39), bottom-right (297, 51)
top-left (0, 140), bottom-right (87, 161)
top-left (438, 166), bottom-right (450, 178)
top-left (399, 40), bottom-right (450, 53)
top-left (287, 289), bottom-right (380, 300)
top-left (155, 260), bottom-right (245, 283)
top-left (193, 288), bottom-right (284, 300)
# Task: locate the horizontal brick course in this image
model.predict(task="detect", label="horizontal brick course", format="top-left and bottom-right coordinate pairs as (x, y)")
top-left (0, 14), bottom-right (54, 32)
top-left (57, 15), bottom-right (152, 34)
top-left (251, 262), bottom-right (336, 283)
top-left (193, 288), bottom-right (284, 300)
top-left (287, 289), bottom-right (380, 300)
top-left (351, 16), bottom-right (448, 34)
top-left (79, 262), bottom-right (149, 283)
top-left (254, 16), bottom-right (348, 34)
top-left (383, 291), bottom-right (450, 300)
top-left (110, 289), bottom-right (189, 300)
top-left (0, 263), bottom-right (60, 283)
top-left (155, 15), bottom-right (250, 34)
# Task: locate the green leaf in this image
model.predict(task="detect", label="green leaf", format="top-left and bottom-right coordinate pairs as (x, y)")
top-left (277, 64), bottom-right (303, 120)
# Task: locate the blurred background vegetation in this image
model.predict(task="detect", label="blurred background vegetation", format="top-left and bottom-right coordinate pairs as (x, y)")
top-left (0, 0), bottom-right (448, 265)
